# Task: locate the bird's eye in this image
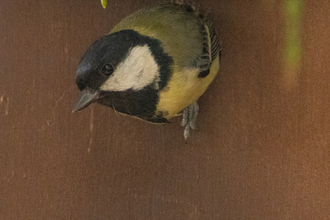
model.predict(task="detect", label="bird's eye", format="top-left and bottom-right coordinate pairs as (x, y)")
top-left (102, 64), bottom-right (114, 76)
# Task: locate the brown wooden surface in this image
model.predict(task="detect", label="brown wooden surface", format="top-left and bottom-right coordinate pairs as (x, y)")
top-left (1, 0), bottom-right (330, 219)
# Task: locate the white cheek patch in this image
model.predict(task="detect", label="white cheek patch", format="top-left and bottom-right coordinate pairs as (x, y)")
top-left (100, 45), bottom-right (160, 91)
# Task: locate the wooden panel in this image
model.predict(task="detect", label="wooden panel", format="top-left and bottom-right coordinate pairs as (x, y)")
top-left (1, 0), bottom-right (330, 219)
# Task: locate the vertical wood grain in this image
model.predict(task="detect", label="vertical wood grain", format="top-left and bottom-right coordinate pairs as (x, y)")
top-left (1, 0), bottom-right (330, 219)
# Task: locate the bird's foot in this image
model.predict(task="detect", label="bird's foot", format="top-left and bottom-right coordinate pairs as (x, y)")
top-left (181, 101), bottom-right (199, 141)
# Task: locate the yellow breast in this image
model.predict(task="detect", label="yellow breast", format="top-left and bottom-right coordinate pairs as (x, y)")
top-left (156, 55), bottom-right (220, 119)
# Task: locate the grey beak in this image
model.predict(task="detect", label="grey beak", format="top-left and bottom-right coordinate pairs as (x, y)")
top-left (72, 89), bottom-right (99, 112)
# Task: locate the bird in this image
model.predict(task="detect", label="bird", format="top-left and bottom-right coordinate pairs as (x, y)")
top-left (73, 3), bottom-right (221, 140)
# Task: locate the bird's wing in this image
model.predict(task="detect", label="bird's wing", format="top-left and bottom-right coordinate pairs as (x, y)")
top-left (198, 17), bottom-right (221, 73)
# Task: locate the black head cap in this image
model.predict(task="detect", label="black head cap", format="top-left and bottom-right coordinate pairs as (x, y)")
top-left (73, 30), bottom-right (141, 112)
top-left (75, 30), bottom-right (142, 91)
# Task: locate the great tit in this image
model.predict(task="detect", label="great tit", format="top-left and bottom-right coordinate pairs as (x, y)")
top-left (73, 3), bottom-right (221, 140)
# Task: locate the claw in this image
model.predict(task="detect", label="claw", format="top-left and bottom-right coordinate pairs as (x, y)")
top-left (181, 107), bottom-right (189, 127)
top-left (183, 124), bottom-right (190, 141)
top-left (181, 101), bottom-right (199, 140)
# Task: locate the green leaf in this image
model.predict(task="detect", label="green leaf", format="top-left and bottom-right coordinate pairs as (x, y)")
top-left (101, 0), bottom-right (107, 9)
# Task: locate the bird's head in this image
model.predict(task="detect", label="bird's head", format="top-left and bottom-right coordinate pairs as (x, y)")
top-left (73, 30), bottom-right (162, 112)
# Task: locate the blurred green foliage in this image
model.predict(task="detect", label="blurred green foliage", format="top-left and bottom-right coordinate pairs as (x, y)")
top-left (284, 0), bottom-right (303, 69)
top-left (101, 0), bottom-right (107, 9)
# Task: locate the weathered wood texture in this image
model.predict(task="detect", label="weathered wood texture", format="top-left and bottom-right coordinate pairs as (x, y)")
top-left (1, 0), bottom-right (330, 219)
